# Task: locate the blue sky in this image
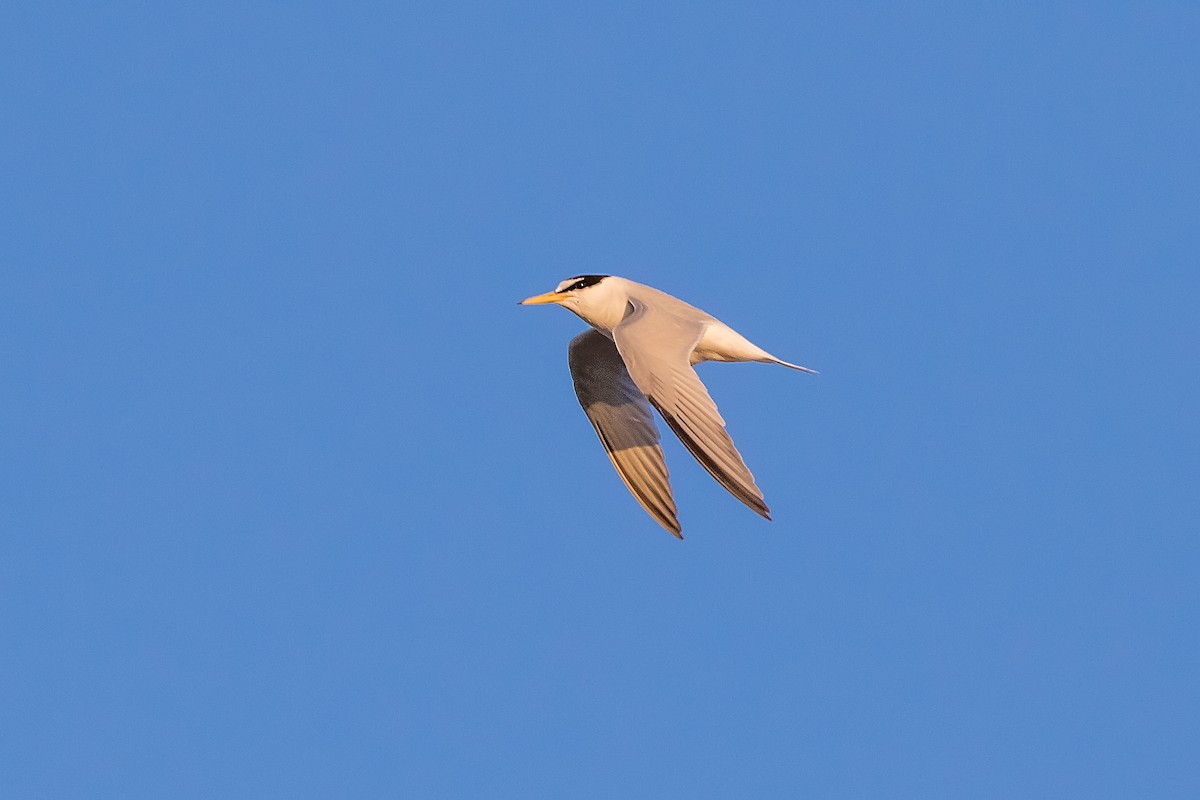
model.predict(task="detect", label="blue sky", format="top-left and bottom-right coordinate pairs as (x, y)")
top-left (2, 2), bottom-right (1198, 797)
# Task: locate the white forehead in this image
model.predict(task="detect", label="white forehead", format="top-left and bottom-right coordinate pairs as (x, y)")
top-left (555, 278), bottom-right (579, 292)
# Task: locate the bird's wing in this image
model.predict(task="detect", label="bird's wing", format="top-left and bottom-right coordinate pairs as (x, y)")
top-left (568, 329), bottom-right (681, 537)
top-left (612, 301), bottom-right (771, 520)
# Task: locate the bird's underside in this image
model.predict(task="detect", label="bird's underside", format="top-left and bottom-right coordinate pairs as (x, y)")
top-left (568, 325), bottom-right (770, 538)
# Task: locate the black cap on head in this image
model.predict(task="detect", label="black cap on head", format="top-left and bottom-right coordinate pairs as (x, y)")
top-left (556, 275), bottom-right (609, 293)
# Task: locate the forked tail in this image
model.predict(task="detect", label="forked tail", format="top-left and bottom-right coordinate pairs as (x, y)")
top-left (771, 357), bottom-right (819, 374)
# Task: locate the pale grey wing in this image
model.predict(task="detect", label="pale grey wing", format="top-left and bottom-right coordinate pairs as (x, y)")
top-left (612, 303), bottom-right (771, 520)
top-left (568, 329), bottom-right (681, 537)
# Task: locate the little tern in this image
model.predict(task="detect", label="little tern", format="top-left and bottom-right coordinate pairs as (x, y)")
top-left (521, 275), bottom-right (815, 537)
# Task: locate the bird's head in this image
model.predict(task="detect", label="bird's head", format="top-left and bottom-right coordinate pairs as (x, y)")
top-left (520, 275), bottom-right (625, 330)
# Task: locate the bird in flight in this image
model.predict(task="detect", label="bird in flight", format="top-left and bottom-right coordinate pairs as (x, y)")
top-left (520, 275), bottom-right (815, 537)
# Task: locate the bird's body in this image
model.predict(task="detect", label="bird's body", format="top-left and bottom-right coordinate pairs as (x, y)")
top-left (521, 275), bottom-right (815, 537)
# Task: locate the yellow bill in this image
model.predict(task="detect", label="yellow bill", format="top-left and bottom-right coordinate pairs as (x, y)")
top-left (519, 291), bottom-right (563, 305)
